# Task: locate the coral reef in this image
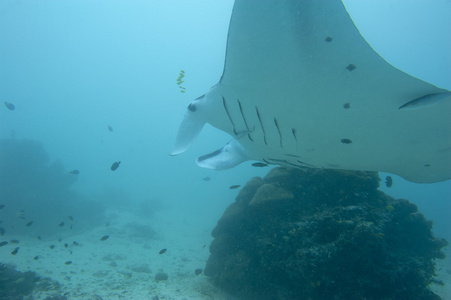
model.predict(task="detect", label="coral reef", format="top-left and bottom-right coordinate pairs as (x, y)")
top-left (205, 167), bottom-right (447, 300)
top-left (0, 263), bottom-right (39, 299)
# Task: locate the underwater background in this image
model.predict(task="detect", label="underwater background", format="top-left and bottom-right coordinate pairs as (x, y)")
top-left (0, 1), bottom-right (450, 299)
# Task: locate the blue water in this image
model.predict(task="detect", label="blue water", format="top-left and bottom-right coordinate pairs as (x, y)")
top-left (0, 0), bottom-right (450, 298)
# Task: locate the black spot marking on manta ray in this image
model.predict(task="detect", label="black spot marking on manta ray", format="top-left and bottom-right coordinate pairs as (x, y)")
top-left (188, 103), bottom-right (196, 112)
top-left (341, 138), bottom-right (352, 144)
top-left (346, 64), bottom-right (356, 71)
top-left (343, 103), bottom-right (351, 109)
top-left (325, 36), bottom-right (333, 42)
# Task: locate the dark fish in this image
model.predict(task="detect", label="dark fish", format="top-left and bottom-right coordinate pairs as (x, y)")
top-left (37, 236), bottom-right (41, 240)
top-left (70, 225), bottom-right (73, 230)
top-left (159, 248), bottom-right (167, 254)
top-left (110, 161), bottom-right (121, 171)
top-left (64, 243), bottom-right (68, 248)
top-left (0, 241), bottom-right (8, 247)
top-left (73, 241), bottom-right (78, 246)
top-left (202, 176), bottom-right (211, 181)
top-left (58, 238), bottom-right (62, 242)
top-left (0, 204), bottom-right (5, 209)
top-left (59, 222), bottom-right (65, 227)
top-left (69, 170), bottom-right (79, 175)
top-left (4, 101), bottom-right (15, 110)
top-left (49, 245), bottom-right (55, 249)
top-left (10, 239), bottom-right (19, 244)
top-left (0, 227), bottom-right (5, 235)
top-left (68, 216), bottom-right (74, 221)
top-left (33, 256), bottom-right (39, 260)
top-left (194, 268), bottom-right (203, 276)
top-left (251, 162), bottom-right (268, 167)
top-left (229, 185), bottom-right (241, 190)
top-left (65, 261), bottom-right (72, 265)
top-left (26, 221), bottom-right (33, 226)
top-left (11, 247), bottom-right (19, 255)
top-left (108, 125), bottom-right (113, 132)
top-left (100, 235), bottom-right (109, 241)
top-left (385, 176), bottom-right (393, 188)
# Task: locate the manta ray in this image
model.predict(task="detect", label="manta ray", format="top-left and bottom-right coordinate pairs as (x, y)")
top-left (171, 0), bottom-right (451, 183)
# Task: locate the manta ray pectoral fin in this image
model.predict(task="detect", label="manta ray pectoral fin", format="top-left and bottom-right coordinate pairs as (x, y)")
top-left (196, 139), bottom-right (249, 170)
top-left (170, 108), bottom-right (205, 156)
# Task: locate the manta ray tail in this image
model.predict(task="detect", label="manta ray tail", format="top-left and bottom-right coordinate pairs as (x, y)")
top-left (170, 109), bottom-right (205, 156)
top-left (196, 139), bottom-right (249, 170)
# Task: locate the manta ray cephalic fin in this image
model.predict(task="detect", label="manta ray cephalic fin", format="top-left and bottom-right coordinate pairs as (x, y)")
top-left (170, 103), bottom-right (205, 156)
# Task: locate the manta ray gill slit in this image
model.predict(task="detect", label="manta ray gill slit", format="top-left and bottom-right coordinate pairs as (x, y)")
top-left (255, 107), bottom-right (267, 146)
top-left (222, 96), bottom-right (238, 135)
top-left (274, 118), bottom-right (283, 148)
top-left (237, 99), bottom-right (253, 141)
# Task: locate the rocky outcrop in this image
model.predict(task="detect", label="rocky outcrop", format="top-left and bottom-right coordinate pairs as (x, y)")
top-left (205, 167), bottom-right (447, 300)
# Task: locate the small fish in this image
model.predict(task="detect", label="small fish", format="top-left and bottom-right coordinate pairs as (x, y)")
top-left (399, 91), bottom-right (451, 110)
top-left (194, 268), bottom-right (203, 276)
top-left (251, 162), bottom-right (268, 167)
top-left (110, 161), bottom-right (121, 171)
top-left (202, 176), bottom-right (211, 181)
top-left (37, 236), bottom-right (41, 240)
top-left (68, 216), bottom-right (74, 221)
top-left (10, 239), bottom-right (19, 244)
top-left (17, 210), bottom-right (25, 219)
top-left (386, 205), bottom-right (395, 212)
top-left (4, 101), bottom-right (15, 110)
top-left (0, 227), bottom-right (5, 235)
top-left (159, 248), bottom-right (167, 254)
top-left (33, 256), bottom-right (39, 260)
top-left (26, 221), bottom-right (33, 227)
top-left (64, 243), bottom-right (68, 248)
top-left (229, 185), bottom-right (241, 190)
top-left (385, 176), bottom-right (393, 188)
top-left (0, 241), bottom-right (8, 247)
top-left (69, 170), bottom-right (79, 175)
top-left (0, 204), bottom-right (5, 209)
top-left (11, 247), bottom-right (19, 255)
top-left (100, 235), bottom-right (109, 241)
top-left (49, 245), bottom-right (55, 249)
top-left (108, 125), bottom-right (113, 132)
top-left (59, 222), bottom-right (65, 227)
top-left (65, 261), bottom-right (72, 265)
top-left (73, 241), bottom-right (79, 246)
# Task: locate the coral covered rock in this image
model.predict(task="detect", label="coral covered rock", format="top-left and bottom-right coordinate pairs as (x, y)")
top-left (204, 167), bottom-right (447, 300)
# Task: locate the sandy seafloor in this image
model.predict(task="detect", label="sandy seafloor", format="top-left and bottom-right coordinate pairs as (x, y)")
top-left (1, 207), bottom-right (450, 300)
top-left (0, 208), bottom-right (232, 300)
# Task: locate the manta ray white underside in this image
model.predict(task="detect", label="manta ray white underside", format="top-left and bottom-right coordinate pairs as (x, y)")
top-left (172, 0), bottom-right (451, 183)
